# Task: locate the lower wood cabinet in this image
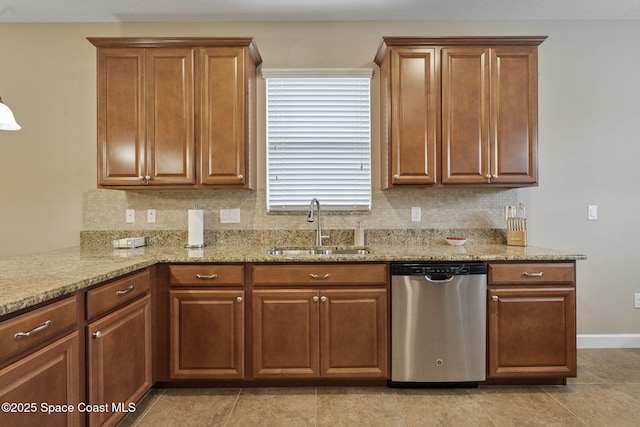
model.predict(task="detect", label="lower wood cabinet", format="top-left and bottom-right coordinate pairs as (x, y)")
top-left (169, 289), bottom-right (245, 379)
top-left (87, 294), bottom-right (152, 426)
top-left (252, 287), bottom-right (388, 380)
top-left (0, 332), bottom-right (80, 427)
top-left (487, 262), bottom-right (577, 379)
top-left (252, 289), bottom-right (319, 378)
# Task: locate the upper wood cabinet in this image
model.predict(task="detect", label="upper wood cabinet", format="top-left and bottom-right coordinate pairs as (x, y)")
top-left (375, 36), bottom-right (546, 188)
top-left (88, 37), bottom-right (262, 189)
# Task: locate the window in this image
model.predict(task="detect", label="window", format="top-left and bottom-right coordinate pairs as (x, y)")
top-left (264, 69), bottom-right (373, 212)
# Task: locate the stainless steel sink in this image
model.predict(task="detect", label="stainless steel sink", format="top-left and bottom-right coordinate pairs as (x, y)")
top-left (267, 248), bottom-right (370, 256)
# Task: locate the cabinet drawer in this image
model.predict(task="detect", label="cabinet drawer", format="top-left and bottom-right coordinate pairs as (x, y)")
top-left (252, 264), bottom-right (388, 286)
top-left (0, 295), bottom-right (78, 364)
top-left (169, 265), bottom-right (244, 287)
top-left (489, 263), bottom-right (575, 285)
top-left (86, 269), bottom-right (150, 319)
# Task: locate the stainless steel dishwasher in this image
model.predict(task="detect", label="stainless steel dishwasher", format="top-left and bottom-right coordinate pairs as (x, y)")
top-left (390, 262), bottom-right (487, 387)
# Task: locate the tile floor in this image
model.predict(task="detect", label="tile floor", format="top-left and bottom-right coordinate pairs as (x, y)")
top-left (119, 349), bottom-right (640, 426)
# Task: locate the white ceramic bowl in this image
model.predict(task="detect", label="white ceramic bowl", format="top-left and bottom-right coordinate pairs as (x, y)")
top-left (445, 237), bottom-right (467, 246)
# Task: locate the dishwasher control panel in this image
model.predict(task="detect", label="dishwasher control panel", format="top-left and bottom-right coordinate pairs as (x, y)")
top-left (391, 262), bottom-right (487, 276)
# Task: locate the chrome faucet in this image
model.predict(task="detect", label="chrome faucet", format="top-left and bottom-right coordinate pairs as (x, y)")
top-left (307, 198), bottom-right (329, 246)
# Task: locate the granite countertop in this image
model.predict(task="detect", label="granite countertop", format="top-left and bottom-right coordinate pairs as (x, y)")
top-left (0, 241), bottom-right (586, 317)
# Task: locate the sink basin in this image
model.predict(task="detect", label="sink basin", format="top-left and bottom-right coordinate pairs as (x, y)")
top-left (267, 248), bottom-right (370, 256)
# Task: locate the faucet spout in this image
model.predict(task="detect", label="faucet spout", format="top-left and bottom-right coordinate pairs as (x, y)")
top-left (307, 198), bottom-right (327, 246)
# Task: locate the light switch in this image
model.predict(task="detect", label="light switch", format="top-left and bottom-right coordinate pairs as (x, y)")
top-left (411, 207), bottom-right (421, 222)
top-left (587, 205), bottom-right (598, 221)
top-left (126, 209), bottom-right (135, 223)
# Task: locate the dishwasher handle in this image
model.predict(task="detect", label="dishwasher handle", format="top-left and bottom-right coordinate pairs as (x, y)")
top-left (424, 275), bottom-right (455, 283)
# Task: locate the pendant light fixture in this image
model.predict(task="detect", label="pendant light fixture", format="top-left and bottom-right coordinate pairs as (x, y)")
top-left (0, 97), bottom-right (21, 130)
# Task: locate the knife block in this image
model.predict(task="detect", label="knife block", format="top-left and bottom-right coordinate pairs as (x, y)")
top-left (507, 228), bottom-right (527, 247)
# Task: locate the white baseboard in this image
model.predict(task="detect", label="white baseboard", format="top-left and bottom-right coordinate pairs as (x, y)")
top-left (577, 334), bottom-right (640, 349)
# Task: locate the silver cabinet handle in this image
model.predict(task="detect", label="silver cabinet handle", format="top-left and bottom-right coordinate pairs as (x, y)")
top-left (312, 296), bottom-right (319, 302)
top-left (309, 273), bottom-right (331, 280)
top-left (492, 296), bottom-right (499, 302)
top-left (14, 320), bottom-right (52, 341)
top-left (393, 174), bottom-right (399, 179)
top-left (522, 272), bottom-right (544, 277)
top-left (236, 297), bottom-right (243, 303)
top-left (320, 296), bottom-right (327, 302)
top-left (93, 331), bottom-right (103, 339)
top-left (238, 175), bottom-right (244, 180)
top-left (116, 285), bottom-right (134, 296)
top-left (196, 274), bottom-right (218, 280)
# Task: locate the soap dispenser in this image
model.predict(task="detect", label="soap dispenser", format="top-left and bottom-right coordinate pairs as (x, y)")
top-left (354, 222), bottom-right (365, 247)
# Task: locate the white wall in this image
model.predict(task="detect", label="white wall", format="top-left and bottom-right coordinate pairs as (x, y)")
top-left (1, 20), bottom-right (639, 337)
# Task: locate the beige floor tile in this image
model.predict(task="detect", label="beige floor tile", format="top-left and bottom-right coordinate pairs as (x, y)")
top-left (133, 388), bottom-right (240, 427)
top-left (575, 348), bottom-right (640, 383)
top-left (226, 387), bottom-right (316, 427)
top-left (544, 383), bottom-right (640, 427)
top-left (117, 388), bottom-right (164, 427)
top-left (316, 386), bottom-right (406, 427)
top-left (393, 387), bottom-right (496, 427)
top-left (116, 350), bottom-right (640, 426)
top-left (611, 382), bottom-right (640, 402)
top-left (472, 385), bottom-right (585, 426)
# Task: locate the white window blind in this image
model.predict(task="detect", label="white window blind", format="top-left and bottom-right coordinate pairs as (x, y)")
top-left (264, 69), bottom-right (372, 212)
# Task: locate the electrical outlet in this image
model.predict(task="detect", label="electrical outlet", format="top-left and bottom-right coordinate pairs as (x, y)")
top-left (125, 209), bottom-right (135, 223)
top-left (147, 209), bottom-right (156, 223)
top-left (220, 208), bottom-right (241, 224)
top-left (588, 205), bottom-right (598, 220)
top-left (635, 293), bottom-right (640, 309)
top-left (411, 207), bottom-right (421, 222)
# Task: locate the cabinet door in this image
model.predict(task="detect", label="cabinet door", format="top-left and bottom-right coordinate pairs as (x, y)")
top-left (0, 332), bottom-right (80, 427)
top-left (388, 47), bottom-right (438, 186)
top-left (169, 290), bottom-right (244, 379)
top-left (490, 46), bottom-right (538, 185)
top-left (320, 289), bottom-right (388, 379)
top-left (441, 47), bottom-right (491, 184)
top-left (252, 289), bottom-right (319, 379)
top-left (97, 48), bottom-right (196, 187)
top-left (87, 295), bottom-right (151, 427)
top-left (488, 287), bottom-right (576, 378)
top-left (198, 47), bottom-right (251, 188)
top-left (145, 48), bottom-right (195, 185)
top-left (97, 48), bottom-right (146, 186)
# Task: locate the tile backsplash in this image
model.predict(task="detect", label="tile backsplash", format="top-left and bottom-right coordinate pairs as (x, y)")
top-left (83, 187), bottom-right (516, 232)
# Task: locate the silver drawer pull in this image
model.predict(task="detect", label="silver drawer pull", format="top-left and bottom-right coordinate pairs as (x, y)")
top-left (196, 274), bottom-right (218, 280)
top-left (14, 320), bottom-right (52, 341)
top-left (309, 273), bottom-right (331, 280)
top-left (93, 331), bottom-right (103, 339)
top-left (116, 285), bottom-right (134, 296)
top-left (522, 272), bottom-right (544, 278)
top-left (492, 296), bottom-right (499, 302)
top-left (236, 297), bottom-right (243, 303)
